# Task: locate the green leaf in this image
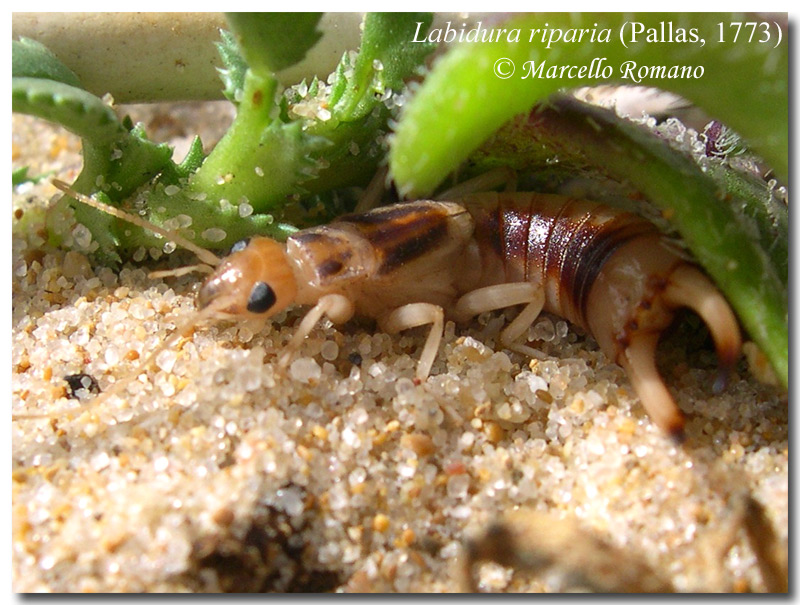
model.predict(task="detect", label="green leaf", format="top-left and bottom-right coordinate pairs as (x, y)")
top-left (12, 166), bottom-right (30, 188)
top-left (12, 166), bottom-right (54, 188)
top-left (12, 37), bottom-right (82, 87)
top-left (102, 122), bottom-right (174, 196)
top-left (329, 13), bottom-right (434, 122)
top-left (175, 136), bottom-right (206, 178)
top-left (12, 77), bottom-right (124, 145)
top-left (158, 136), bottom-right (206, 185)
top-left (390, 12), bottom-right (788, 196)
top-left (185, 71), bottom-right (327, 214)
top-left (225, 13), bottom-right (323, 77)
top-left (13, 75), bottom-right (174, 196)
top-left (112, 182), bottom-right (297, 254)
top-left (216, 29), bottom-right (249, 104)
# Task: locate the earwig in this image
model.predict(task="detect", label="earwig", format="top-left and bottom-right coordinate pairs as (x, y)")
top-left (23, 180), bottom-right (742, 441)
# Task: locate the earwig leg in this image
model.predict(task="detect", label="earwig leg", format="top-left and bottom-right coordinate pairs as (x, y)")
top-left (498, 294), bottom-right (545, 349)
top-left (618, 332), bottom-right (686, 441)
top-left (453, 283), bottom-right (542, 322)
top-left (453, 283), bottom-right (545, 357)
top-left (380, 303), bottom-right (444, 380)
top-left (435, 167), bottom-right (517, 200)
top-left (279, 294), bottom-right (355, 368)
top-left (612, 264), bottom-right (742, 441)
top-left (663, 265), bottom-right (742, 392)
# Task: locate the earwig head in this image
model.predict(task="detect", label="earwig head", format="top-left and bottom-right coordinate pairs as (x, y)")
top-left (197, 237), bottom-right (297, 319)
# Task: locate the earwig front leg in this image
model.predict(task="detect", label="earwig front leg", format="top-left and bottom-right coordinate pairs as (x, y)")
top-left (279, 294), bottom-right (355, 368)
top-left (380, 303), bottom-right (444, 380)
top-left (453, 283), bottom-right (545, 357)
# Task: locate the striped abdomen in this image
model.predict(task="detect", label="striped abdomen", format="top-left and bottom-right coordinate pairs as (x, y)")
top-left (461, 191), bottom-right (745, 439)
top-left (462, 192), bottom-right (671, 333)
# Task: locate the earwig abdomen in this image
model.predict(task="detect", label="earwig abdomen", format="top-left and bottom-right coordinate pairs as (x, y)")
top-left (463, 193), bottom-right (661, 327)
top-left (462, 192), bottom-right (741, 438)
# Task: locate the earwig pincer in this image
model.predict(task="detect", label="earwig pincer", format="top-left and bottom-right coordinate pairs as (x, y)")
top-left (32, 181), bottom-right (742, 440)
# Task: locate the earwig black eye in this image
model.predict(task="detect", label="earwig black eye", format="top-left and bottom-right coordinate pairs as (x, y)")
top-left (231, 238), bottom-right (251, 254)
top-left (247, 281), bottom-right (276, 313)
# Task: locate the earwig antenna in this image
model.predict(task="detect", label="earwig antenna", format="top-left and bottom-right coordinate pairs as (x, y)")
top-left (435, 167), bottom-right (517, 200)
top-left (148, 264), bottom-right (216, 279)
top-left (51, 179), bottom-right (222, 267)
top-left (353, 165), bottom-right (389, 213)
top-left (12, 295), bottom-right (236, 422)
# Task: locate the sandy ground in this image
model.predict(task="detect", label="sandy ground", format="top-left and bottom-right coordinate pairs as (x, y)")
top-left (11, 106), bottom-right (788, 593)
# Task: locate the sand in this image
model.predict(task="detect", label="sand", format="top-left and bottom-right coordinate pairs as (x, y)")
top-left (11, 105), bottom-right (787, 593)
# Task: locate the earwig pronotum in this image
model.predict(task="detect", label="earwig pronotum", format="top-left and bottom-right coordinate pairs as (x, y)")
top-left (17, 179), bottom-right (742, 441)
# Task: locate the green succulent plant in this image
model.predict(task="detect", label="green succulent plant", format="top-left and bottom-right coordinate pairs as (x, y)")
top-left (12, 12), bottom-right (787, 386)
